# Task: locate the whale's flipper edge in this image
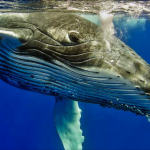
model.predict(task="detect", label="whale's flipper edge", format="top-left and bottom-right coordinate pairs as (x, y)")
top-left (53, 97), bottom-right (84, 150)
top-left (0, 27), bottom-right (32, 48)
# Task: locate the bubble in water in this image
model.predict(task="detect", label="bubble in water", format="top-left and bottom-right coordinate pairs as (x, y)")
top-left (99, 11), bottom-right (115, 51)
top-left (99, 11), bottom-right (115, 38)
top-left (114, 14), bottom-right (146, 40)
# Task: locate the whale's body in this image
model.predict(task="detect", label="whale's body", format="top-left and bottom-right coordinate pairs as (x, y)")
top-left (0, 12), bottom-right (150, 149)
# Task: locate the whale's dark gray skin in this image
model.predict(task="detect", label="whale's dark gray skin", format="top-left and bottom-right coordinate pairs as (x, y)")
top-left (0, 12), bottom-right (150, 117)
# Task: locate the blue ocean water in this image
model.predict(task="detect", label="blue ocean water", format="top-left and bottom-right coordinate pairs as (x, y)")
top-left (0, 14), bottom-right (150, 150)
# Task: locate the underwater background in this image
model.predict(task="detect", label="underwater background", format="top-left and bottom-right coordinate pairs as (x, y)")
top-left (0, 0), bottom-right (150, 150)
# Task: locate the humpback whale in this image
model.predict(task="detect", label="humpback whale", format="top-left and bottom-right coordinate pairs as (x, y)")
top-left (0, 12), bottom-right (150, 150)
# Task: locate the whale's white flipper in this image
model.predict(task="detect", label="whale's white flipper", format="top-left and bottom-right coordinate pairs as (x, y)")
top-left (53, 97), bottom-right (84, 150)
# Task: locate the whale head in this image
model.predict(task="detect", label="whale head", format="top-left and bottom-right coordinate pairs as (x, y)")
top-left (0, 12), bottom-right (150, 117)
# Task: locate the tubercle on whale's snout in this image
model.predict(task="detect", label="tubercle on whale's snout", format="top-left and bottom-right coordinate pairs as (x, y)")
top-left (115, 59), bottom-right (150, 95)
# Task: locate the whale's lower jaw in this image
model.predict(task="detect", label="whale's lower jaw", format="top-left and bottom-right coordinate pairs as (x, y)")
top-left (0, 39), bottom-right (150, 117)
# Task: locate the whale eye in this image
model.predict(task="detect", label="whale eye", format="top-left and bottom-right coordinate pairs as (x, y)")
top-left (69, 31), bottom-right (79, 43)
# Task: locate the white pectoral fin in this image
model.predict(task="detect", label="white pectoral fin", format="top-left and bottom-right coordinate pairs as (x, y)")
top-left (0, 27), bottom-right (33, 48)
top-left (53, 97), bottom-right (84, 150)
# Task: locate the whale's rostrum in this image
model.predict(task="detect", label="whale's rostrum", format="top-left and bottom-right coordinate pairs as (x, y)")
top-left (0, 12), bottom-right (150, 149)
